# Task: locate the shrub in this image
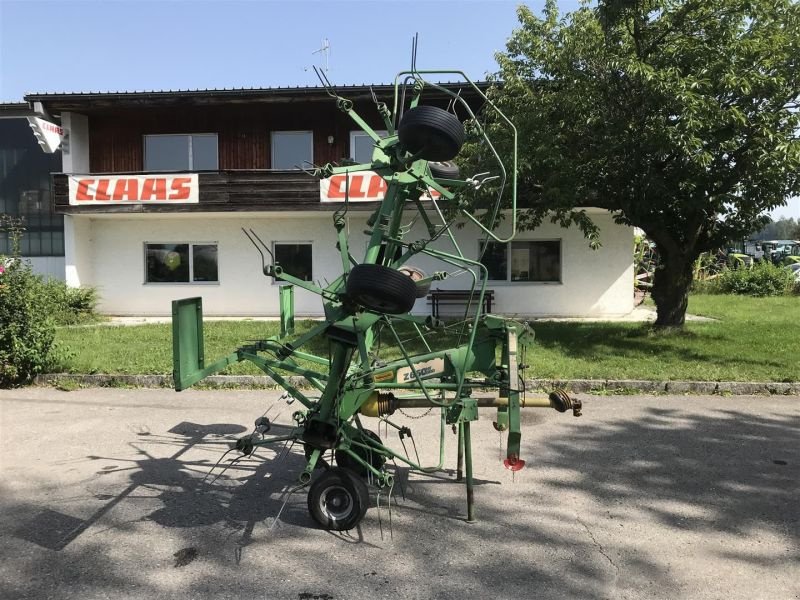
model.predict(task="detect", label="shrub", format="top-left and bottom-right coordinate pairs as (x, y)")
top-left (708, 261), bottom-right (796, 297)
top-left (41, 279), bottom-right (99, 325)
top-left (0, 215), bottom-right (89, 386)
top-left (0, 256), bottom-right (58, 386)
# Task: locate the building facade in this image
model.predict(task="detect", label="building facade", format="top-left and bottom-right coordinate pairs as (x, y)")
top-left (22, 86), bottom-right (633, 317)
top-left (0, 110), bottom-right (65, 279)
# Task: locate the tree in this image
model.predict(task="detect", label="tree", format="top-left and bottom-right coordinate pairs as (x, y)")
top-left (751, 216), bottom-right (799, 240)
top-left (481, 0), bottom-right (800, 326)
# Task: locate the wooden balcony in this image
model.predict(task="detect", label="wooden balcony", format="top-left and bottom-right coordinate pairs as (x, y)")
top-left (52, 170), bottom-right (380, 214)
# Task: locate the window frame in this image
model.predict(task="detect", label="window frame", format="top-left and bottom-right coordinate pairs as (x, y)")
top-left (349, 130), bottom-right (388, 163)
top-left (479, 239), bottom-right (563, 284)
top-left (270, 130), bottom-right (314, 170)
top-left (142, 133), bottom-right (219, 172)
top-left (143, 241), bottom-right (220, 285)
top-left (271, 240), bottom-right (314, 285)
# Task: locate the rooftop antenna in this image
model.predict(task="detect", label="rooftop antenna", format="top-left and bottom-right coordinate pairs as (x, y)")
top-left (312, 38), bottom-right (330, 73)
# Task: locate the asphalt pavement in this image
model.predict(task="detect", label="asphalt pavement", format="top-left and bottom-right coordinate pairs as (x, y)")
top-left (0, 388), bottom-right (797, 600)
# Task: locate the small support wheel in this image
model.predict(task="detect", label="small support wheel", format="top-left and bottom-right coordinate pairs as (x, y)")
top-left (428, 160), bottom-right (460, 179)
top-left (346, 263), bottom-right (417, 314)
top-left (307, 467), bottom-right (369, 531)
top-left (336, 429), bottom-right (386, 476)
top-left (398, 265), bottom-right (430, 298)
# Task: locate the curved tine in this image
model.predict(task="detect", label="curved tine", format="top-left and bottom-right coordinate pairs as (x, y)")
top-left (410, 33), bottom-right (419, 75)
top-left (333, 173), bottom-right (350, 220)
top-left (242, 228), bottom-right (267, 269)
top-left (248, 229), bottom-right (275, 261)
top-left (397, 75), bottom-right (413, 128)
top-left (298, 159), bottom-right (320, 177)
top-left (446, 88), bottom-right (463, 116)
top-left (313, 65), bottom-right (338, 99)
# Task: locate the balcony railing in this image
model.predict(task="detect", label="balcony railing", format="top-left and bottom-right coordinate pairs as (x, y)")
top-left (52, 170), bottom-right (378, 214)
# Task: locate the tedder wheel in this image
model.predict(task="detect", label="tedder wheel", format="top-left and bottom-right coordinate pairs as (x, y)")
top-left (398, 106), bottom-right (465, 162)
top-left (398, 265), bottom-right (430, 298)
top-left (336, 429), bottom-right (386, 476)
top-left (428, 160), bottom-right (460, 179)
top-left (346, 263), bottom-right (417, 314)
top-left (307, 467), bottom-right (369, 531)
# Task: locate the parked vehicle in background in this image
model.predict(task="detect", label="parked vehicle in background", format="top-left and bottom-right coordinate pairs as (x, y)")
top-left (757, 239), bottom-right (799, 264)
top-left (725, 251), bottom-right (753, 269)
top-left (744, 239), bottom-right (765, 261)
top-left (779, 243), bottom-right (800, 266)
top-left (788, 262), bottom-right (800, 282)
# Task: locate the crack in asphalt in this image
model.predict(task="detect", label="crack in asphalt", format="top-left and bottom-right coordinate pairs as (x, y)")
top-left (578, 517), bottom-right (620, 579)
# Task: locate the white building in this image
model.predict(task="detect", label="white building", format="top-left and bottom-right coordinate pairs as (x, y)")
top-left (22, 86), bottom-right (633, 318)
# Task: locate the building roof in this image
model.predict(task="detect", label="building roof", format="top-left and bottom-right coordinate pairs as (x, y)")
top-left (0, 102), bottom-right (35, 118)
top-left (24, 82), bottom-right (490, 114)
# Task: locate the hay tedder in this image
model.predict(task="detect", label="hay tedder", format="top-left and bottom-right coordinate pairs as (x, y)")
top-left (171, 57), bottom-right (582, 531)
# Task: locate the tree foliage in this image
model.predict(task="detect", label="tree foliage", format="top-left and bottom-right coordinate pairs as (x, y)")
top-left (751, 216), bottom-right (800, 240)
top-left (0, 216), bottom-right (56, 385)
top-left (480, 0), bottom-right (800, 326)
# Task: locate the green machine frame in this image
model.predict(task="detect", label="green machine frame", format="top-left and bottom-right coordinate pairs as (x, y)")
top-left (172, 61), bottom-right (582, 529)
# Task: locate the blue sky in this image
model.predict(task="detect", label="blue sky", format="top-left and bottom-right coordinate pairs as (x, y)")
top-left (1, 0), bottom-right (580, 96)
top-left (1, 0), bottom-right (796, 218)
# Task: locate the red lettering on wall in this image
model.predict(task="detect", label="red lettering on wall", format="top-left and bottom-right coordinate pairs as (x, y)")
top-left (327, 175), bottom-right (347, 199)
top-left (71, 175), bottom-right (195, 204)
top-left (367, 176), bottom-right (387, 198)
top-left (348, 175), bottom-right (366, 198)
top-left (112, 178), bottom-right (139, 201)
top-left (169, 177), bottom-right (192, 200)
top-left (76, 179), bottom-right (94, 201)
top-left (95, 179), bottom-right (111, 201)
top-left (141, 178), bottom-right (167, 200)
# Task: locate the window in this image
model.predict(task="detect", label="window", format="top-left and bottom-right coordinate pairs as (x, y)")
top-left (271, 131), bottom-right (313, 169)
top-left (0, 118), bottom-right (64, 257)
top-left (143, 134), bottom-right (218, 171)
top-left (480, 241), bottom-right (561, 283)
top-left (273, 242), bottom-right (313, 282)
top-left (145, 243), bottom-right (218, 284)
top-left (350, 130), bottom-right (387, 164)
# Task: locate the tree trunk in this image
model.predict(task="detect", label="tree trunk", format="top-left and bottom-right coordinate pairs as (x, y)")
top-left (651, 253), bottom-right (694, 328)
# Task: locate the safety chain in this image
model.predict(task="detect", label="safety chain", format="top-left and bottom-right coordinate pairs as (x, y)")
top-left (397, 406), bottom-right (435, 420)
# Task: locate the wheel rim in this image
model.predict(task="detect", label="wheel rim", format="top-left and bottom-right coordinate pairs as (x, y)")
top-left (319, 485), bottom-right (354, 521)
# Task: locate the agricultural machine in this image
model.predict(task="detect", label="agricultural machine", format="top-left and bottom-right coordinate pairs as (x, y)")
top-left (171, 54), bottom-right (583, 531)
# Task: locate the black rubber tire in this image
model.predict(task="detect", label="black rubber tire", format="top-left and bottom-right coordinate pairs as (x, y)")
top-left (398, 105), bottom-right (465, 162)
top-left (428, 160), bottom-right (460, 179)
top-left (398, 265), bottom-right (431, 298)
top-left (346, 263), bottom-right (417, 315)
top-left (336, 430), bottom-right (386, 476)
top-left (307, 467), bottom-right (369, 531)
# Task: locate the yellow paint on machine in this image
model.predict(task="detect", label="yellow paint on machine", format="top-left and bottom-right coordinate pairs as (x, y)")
top-left (373, 370), bottom-right (395, 383)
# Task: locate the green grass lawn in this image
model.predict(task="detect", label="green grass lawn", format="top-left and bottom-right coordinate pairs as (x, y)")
top-left (52, 294), bottom-right (799, 382)
top-left (529, 295), bottom-right (798, 382)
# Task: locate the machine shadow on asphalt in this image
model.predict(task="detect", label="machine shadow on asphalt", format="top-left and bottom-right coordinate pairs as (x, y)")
top-left (11, 418), bottom-right (503, 555)
top-left (3, 396), bottom-right (798, 600)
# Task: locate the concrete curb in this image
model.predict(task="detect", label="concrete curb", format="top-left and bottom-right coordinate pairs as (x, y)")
top-left (34, 373), bottom-right (800, 395)
top-left (524, 378), bottom-right (800, 396)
